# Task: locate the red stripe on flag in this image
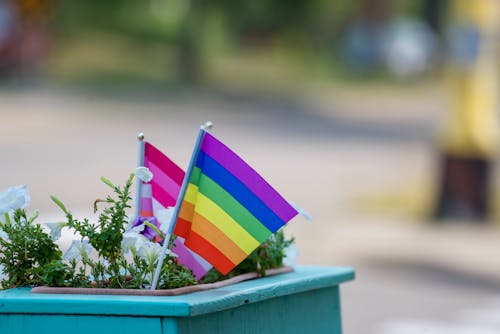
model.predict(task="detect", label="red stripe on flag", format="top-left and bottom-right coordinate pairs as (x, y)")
top-left (184, 231), bottom-right (236, 275)
top-left (174, 217), bottom-right (192, 239)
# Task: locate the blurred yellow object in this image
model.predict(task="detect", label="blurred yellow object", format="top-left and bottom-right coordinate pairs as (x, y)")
top-left (442, 0), bottom-right (499, 158)
top-left (435, 0), bottom-right (499, 220)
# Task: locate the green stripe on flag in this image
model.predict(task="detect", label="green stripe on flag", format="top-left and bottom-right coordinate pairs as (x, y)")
top-left (195, 170), bottom-right (272, 243)
top-left (190, 166), bottom-right (202, 184)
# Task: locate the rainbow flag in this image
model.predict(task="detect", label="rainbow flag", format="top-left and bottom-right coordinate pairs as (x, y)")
top-left (141, 142), bottom-right (212, 279)
top-left (174, 132), bottom-right (298, 275)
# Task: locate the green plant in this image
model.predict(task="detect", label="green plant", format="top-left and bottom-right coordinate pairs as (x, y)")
top-left (50, 174), bottom-right (198, 289)
top-left (51, 175), bottom-right (135, 288)
top-left (202, 230), bottom-right (294, 283)
top-left (0, 209), bottom-right (63, 288)
top-left (41, 260), bottom-right (74, 287)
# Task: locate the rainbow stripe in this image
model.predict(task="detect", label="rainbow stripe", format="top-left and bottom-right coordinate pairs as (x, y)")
top-left (175, 132), bottom-right (298, 275)
top-left (142, 141), bottom-right (211, 280)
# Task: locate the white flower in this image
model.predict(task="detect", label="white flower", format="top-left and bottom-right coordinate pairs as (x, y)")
top-left (63, 239), bottom-right (94, 262)
top-left (137, 241), bottom-right (162, 261)
top-left (0, 185), bottom-right (30, 215)
top-left (45, 222), bottom-right (66, 241)
top-left (136, 241), bottom-right (176, 285)
top-left (283, 244), bottom-right (298, 266)
top-left (121, 231), bottom-right (148, 255)
top-left (157, 207), bottom-right (174, 233)
top-left (137, 241), bottom-right (177, 263)
top-left (134, 167), bottom-right (153, 183)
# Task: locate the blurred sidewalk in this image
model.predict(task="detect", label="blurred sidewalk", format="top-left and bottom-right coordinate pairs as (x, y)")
top-left (315, 217), bottom-right (500, 285)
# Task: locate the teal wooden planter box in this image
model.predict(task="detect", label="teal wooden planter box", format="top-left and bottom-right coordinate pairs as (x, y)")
top-left (0, 266), bottom-right (354, 334)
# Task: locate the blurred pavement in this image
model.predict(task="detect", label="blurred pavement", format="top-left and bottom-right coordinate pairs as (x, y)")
top-left (2, 85), bottom-right (500, 333)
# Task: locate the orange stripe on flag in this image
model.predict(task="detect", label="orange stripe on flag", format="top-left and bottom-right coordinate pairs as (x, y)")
top-left (179, 201), bottom-right (195, 221)
top-left (191, 212), bottom-right (248, 265)
top-left (184, 231), bottom-right (236, 275)
top-left (175, 201), bottom-right (195, 238)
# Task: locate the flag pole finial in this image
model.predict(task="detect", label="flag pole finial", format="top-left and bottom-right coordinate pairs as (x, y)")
top-left (137, 132), bottom-right (145, 140)
top-left (202, 121), bottom-right (213, 131)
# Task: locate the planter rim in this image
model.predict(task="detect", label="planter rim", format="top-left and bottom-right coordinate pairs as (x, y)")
top-left (31, 266), bottom-right (294, 296)
top-left (0, 266), bottom-right (354, 317)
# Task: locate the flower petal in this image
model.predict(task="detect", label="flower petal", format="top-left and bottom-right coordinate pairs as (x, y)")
top-left (0, 185), bottom-right (30, 214)
top-left (45, 222), bottom-right (65, 241)
top-left (63, 239), bottom-right (95, 262)
top-left (134, 167), bottom-right (153, 183)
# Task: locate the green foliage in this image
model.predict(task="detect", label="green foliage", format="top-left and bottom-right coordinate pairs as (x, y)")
top-left (158, 255), bottom-right (198, 289)
top-left (41, 260), bottom-right (73, 287)
top-left (50, 174), bottom-right (130, 288)
top-left (202, 230), bottom-right (294, 283)
top-left (121, 252), bottom-right (197, 290)
top-left (49, 173), bottom-right (197, 289)
top-left (57, 174), bottom-right (132, 266)
top-left (247, 230), bottom-right (294, 274)
top-left (0, 210), bottom-right (63, 288)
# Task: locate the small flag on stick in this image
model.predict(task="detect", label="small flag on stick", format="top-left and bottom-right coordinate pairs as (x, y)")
top-left (136, 139), bottom-right (211, 280)
top-left (174, 130), bottom-right (298, 275)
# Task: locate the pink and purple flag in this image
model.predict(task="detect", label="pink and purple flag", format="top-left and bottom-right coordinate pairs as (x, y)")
top-left (139, 141), bottom-right (212, 279)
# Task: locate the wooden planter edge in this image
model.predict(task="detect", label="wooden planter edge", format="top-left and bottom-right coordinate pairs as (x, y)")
top-left (30, 266), bottom-right (294, 296)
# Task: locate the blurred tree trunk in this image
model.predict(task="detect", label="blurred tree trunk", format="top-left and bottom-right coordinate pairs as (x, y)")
top-left (176, 0), bottom-right (206, 84)
top-left (421, 0), bottom-right (447, 38)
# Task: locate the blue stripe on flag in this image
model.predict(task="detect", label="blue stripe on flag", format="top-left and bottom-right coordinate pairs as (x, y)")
top-left (195, 151), bottom-right (286, 232)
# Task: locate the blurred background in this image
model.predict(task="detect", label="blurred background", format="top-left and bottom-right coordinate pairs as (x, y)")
top-left (1, 0), bottom-right (500, 333)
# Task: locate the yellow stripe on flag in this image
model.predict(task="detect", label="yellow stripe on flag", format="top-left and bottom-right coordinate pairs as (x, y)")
top-left (191, 212), bottom-right (248, 264)
top-left (191, 193), bottom-right (259, 254)
top-left (185, 183), bottom-right (199, 203)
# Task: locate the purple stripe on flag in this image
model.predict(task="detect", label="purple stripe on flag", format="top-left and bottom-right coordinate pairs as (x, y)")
top-left (144, 159), bottom-right (182, 200)
top-left (173, 239), bottom-right (210, 280)
top-left (200, 132), bottom-right (298, 222)
top-left (150, 181), bottom-right (177, 208)
top-left (144, 142), bottom-right (185, 185)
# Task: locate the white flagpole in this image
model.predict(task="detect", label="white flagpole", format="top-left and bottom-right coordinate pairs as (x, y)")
top-left (134, 133), bottom-right (145, 219)
top-left (150, 122), bottom-right (213, 290)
